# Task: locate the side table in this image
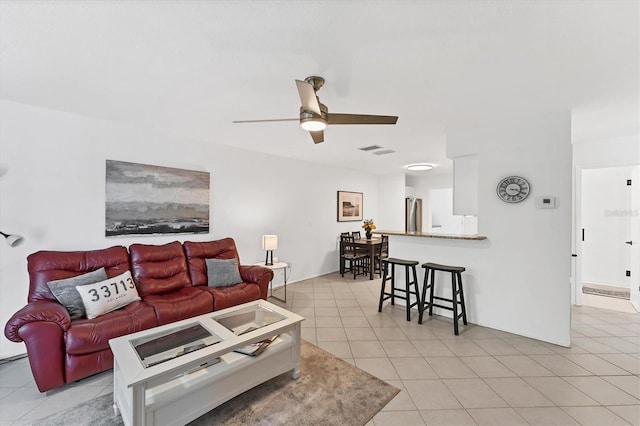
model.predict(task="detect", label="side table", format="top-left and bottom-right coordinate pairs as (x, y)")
top-left (255, 262), bottom-right (289, 303)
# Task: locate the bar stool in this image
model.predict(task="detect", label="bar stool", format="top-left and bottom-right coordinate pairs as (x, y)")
top-left (378, 258), bottom-right (421, 321)
top-left (418, 262), bottom-right (468, 335)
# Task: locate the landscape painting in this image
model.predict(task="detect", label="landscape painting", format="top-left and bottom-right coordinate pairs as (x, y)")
top-left (337, 191), bottom-right (363, 222)
top-left (106, 160), bottom-right (210, 237)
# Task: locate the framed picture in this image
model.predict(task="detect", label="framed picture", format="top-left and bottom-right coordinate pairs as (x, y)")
top-left (105, 160), bottom-right (210, 237)
top-left (337, 191), bottom-right (363, 222)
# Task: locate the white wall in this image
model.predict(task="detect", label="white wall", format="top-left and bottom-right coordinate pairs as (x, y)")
top-left (452, 154), bottom-right (478, 216)
top-left (573, 135), bottom-right (640, 167)
top-left (0, 100), bottom-right (379, 358)
top-left (376, 173), bottom-right (405, 231)
top-left (392, 113), bottom-right (573, 346)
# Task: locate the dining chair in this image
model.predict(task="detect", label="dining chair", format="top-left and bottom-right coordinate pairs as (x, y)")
top-left (350, 230), bottom-right (371, 259)
top-left (374, 234), bottom-right (390, 278)
top-left (340, 234), bottom-right (368, 279)
top-left (339, 234), bottom-right (353, 276)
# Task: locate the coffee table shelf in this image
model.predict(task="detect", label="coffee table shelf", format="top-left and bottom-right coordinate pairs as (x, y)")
top-left (109, 300), bottom-right (304, 426)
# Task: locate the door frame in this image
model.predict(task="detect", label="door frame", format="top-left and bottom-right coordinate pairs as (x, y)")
top-left (630, 166), bottom-right (639, 311)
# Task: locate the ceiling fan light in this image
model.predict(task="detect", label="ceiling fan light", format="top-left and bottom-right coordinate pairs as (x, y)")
top-left (300, 117), bottom-right (327, 131)
top-left (405, 163), bottom-right (433, 171)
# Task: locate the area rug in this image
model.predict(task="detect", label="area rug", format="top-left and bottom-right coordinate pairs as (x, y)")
top-left (582, 283), bottom-right (630, 300)
top-left (34, 340), bottom-right (399, 426)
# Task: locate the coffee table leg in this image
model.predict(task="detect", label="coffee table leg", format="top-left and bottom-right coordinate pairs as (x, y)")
top-left (291, 322), bottom-right (301, 380)
top-left (132, 385), bottom-right (146, 425)
top-left (113, 360), bottom-right (120, 416)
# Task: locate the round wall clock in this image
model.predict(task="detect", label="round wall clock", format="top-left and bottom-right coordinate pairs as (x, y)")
top-left (497, 176), bottom-right (531, 203)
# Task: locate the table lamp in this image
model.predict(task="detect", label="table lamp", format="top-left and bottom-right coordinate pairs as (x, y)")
top-left (262, 235), bottom-right (278, 266)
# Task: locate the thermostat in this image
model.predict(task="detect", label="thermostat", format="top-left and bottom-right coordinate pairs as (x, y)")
top-left (535, 196), bottom-right (557, 209)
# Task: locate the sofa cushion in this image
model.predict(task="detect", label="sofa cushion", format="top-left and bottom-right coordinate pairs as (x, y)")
top-left (27, 246), bottom-right (131, 303)
top-left (76, 271), bottom-right (141, 319)
top-left (206, 258), bottom-right (242, 288)
top-left (142, 287), bottom-right (213, 326)
top-left (200, 282), bottom-right (262, 311)
top-left (129, 241), bottom-right (191, 297)
top-left (47, 267), bottom-right (108, 319)
top-left (183, 238), bottom-right (240, 287)
top-left (65, 301), bottom-right (157, 355)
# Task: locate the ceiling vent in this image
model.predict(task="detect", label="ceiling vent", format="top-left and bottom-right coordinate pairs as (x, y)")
top-left (373, 150), bottom-right (396, 155)
top-left (358, 145), bottom-right (383, 151)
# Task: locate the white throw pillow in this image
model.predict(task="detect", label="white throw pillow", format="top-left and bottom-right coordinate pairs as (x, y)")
top-left (76, 270), bottom-right (141, 319)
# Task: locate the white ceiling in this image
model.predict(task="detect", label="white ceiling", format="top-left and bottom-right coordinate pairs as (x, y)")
top-left (1, 1), bottom-right (638, 176)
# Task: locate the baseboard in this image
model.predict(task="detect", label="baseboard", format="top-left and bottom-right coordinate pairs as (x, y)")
top-left (582, 282), bottom-right (630, 300)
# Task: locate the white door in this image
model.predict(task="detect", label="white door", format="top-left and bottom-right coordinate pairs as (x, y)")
top-left (581, 166), bottom-right (636, 305)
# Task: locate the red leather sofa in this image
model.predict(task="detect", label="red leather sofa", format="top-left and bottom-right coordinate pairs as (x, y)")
top-left (4, 238), bottom-right (273, 392)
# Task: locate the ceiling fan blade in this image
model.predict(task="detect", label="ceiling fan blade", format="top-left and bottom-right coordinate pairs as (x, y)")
top-left (327, 113), bottom-right (398, 125)
top-left (310, 130), bottom-right (324, 144)
top-left (295, 80), bottom-right (321, 115)
top-left (232, 118), bottom-right (298, 123)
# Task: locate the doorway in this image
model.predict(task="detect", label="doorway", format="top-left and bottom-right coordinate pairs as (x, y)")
top-left (577, 165), bottom-right (639, 313)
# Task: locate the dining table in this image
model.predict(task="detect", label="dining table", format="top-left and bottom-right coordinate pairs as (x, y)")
top-left (348, 236), bottom-right (382, 280)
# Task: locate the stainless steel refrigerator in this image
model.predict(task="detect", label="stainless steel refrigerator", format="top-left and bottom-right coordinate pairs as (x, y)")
top-left (405, 197), bottom-right (423, 233)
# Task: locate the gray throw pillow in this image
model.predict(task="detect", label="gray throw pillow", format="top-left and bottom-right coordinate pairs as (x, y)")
top-left (47, 267), bottom-right (108, 319)
top-left (206, 258), bottom-right (242, 288)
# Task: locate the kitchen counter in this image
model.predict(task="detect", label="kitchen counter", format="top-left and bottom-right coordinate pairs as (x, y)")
top-left (376, 230), bottom-right (487, 240)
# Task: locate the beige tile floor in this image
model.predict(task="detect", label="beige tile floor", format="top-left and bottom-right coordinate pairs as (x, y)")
top-left (0, 272), bottom-right (638, 425)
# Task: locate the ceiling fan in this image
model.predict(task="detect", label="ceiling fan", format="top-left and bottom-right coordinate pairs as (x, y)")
top-left (232, 76), bottom-right (398, 144)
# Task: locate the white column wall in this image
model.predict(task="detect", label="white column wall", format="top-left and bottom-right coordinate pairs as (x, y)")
top-left (392, 113), bottom-right (573, 346)
top-left (0, 100), bottom-right (379, 358)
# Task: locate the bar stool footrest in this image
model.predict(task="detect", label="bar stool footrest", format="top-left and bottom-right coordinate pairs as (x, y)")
top-left (380, 292), bottom-right (419, 309)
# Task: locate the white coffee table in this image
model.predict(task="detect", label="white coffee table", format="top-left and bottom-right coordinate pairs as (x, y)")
top-left (109, 299), bottom-right (304, 426)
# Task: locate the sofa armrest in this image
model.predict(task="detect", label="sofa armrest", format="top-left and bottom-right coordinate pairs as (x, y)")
top-left (4, 300), bottom-right (71, 343)
top-left (239, 265), bottom-right (274, 300)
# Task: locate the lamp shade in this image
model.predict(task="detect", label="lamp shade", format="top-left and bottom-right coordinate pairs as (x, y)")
top-left (262, 235), bottom-right (278, 251)
top-left (0, 231), bottom-right (23, 248)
